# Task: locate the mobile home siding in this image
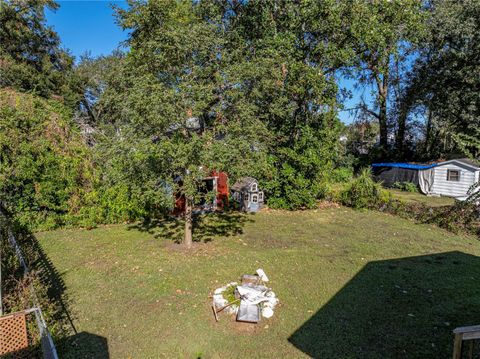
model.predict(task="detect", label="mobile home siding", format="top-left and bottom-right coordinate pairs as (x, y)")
top-left (431, 163), bottom-right (477, 197)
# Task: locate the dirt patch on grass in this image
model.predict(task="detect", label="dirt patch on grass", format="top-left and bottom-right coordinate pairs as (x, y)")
top-left (228, 319), bottom-right (259, 334)
top-left (317, 200), bottom-right (341, 209)
top-left (163, 241), bottom-right (225, 257)
top-left (210, 311), bottom-right (261, 334)
top-left (246, 233), bottom-right (298, 249)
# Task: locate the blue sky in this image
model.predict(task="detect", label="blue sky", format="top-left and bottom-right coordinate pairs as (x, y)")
top-left (46, 1), bottom-right (127, 59)
top-left (46, 0), bottom-right (361, 123)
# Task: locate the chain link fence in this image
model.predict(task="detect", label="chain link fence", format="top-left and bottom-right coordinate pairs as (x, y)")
top-left (0, 207), bottom-right (59, 359)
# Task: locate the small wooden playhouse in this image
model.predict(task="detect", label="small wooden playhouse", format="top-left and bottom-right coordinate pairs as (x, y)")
top-left (231, 177), bottom-right (264, 212)
top-left (173, 170), bottom-right (229, 215)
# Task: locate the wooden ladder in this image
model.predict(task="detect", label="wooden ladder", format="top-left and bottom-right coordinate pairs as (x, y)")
top-left (453, 325), bottom-right (480, 359)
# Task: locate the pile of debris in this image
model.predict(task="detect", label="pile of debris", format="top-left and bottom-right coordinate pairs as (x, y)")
top-left (212, 269), bottom-right (279, 323)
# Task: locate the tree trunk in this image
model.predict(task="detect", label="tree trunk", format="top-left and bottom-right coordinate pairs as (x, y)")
top-left (424, 109), bottom-right (433, 158)
top-left (395, 106), bottom-right (407, 159)
top-left (376, 74), bottom-right (389, 152)
top-left (378, 98), bottom-right (388, 150)
top-left (184, 197), bottom-right (193, 248)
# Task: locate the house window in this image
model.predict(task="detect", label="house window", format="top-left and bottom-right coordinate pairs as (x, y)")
top-left (244, 193), bottom-right (249, 201)
top-left (447, 169), bottom-right (460, 182)
top-left (252, 194), bottom-right (258, 203)
top-left (251, 183), bottom-right (258, 192)
top-left (258, 192), bottom-right (263, 201)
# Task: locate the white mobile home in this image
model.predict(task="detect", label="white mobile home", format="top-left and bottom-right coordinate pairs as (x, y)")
top-left (372, 158), bottom-right (480, 199)
top-left (428, 159), bottom-right (480, 198)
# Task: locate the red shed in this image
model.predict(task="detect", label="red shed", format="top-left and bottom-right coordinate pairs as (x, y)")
top-left (173, 170), bottom-right (229, 215)
top-left (210, 170), bottom-right (229, 211)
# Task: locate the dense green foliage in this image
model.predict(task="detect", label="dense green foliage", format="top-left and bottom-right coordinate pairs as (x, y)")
top-left (336, 174), bottom-right (479, 235)
top-left (341, 0), bottom-right (426, 153)
top-left (0, 0), bottom-right (478, 232)
top-left (396, 0), bottom-right (480, 159)
top-left (0, 0), bottom-right (81, 107)
top-left (0, 90), bottom-right (165, 230)
top-left (204, 1), bottom-right (344, 209)
top-left (0, 89), bottom-right (93, 229)
top-left (340, 168), bottom-right (391, 209)
top-left (94, 0), bottom-right (348, 213)
top-left (392, 181), bottom-right (418, 193)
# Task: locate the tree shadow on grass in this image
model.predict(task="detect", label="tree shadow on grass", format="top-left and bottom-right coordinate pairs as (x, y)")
top-left (15, 228), bottom-right (78, 335)
top-left (1, 208), bottom-right (108, 357)
top-left (129, 211), bottom-right (254, 244)
top-left (288, 251), bottom-right (480, 358)
top-left (57, 331), bottom-right (109, 359)
top-left (18, 232), bottom-right (110, 358)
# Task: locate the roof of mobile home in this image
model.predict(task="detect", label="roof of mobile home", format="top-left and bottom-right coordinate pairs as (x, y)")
top-left (372, 158), bottom-right (479, 171)
top-left (371, 162), bottom-right (437, 170)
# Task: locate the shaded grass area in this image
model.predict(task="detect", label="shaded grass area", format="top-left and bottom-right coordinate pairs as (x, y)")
top-left (36, 208), bottom-right (480, 358)
top-left (130, 212), bottom-right (253, 244)
top-left (0, 209), bottom-right (86, 358)
top-left (387, 189), bottom-right (455, 207)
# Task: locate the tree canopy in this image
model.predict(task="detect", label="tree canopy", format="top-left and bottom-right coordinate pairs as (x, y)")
top-left (397, 0), bottom-right (480, 159)
top-left (0, 0), bottom-right (479, 238)
top-left (0, 0), bottom-right (80, 106)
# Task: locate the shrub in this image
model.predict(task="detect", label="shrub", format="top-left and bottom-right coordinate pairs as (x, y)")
top-left (340, 168), bottom-right (391, 209)
top-left (376, 197), bottom-right (479, 236)
top-left (421, 201), bottom-right (479, 235)
top-left (393, 181), bottom-right (418, 193)
top-left (264, 123), bottom-right (341, 210)
top-left (336, 170), bottom-right (479, 236)
top-left (0, 89), bottom-right (95, 231)
top-left (329, 167), bottom-right (354, 183)
top-left (467, 180), bottom-right (480, 204)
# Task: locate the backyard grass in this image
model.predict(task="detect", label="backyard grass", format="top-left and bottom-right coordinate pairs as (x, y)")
top-left (35, 207), bottom-right (480, 358)
top-left (387, 189), bottom-right (456, 207)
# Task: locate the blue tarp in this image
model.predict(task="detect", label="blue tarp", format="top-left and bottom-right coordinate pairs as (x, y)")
top-left (371, 162), bottom-right (437, 170)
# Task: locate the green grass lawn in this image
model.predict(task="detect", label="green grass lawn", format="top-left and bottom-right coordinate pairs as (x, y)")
top-left (387, 189), bottom-right (456, 207)
top-left (36, 207), bottom-right (480, 358)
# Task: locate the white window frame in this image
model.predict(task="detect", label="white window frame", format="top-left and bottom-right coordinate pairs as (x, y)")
top-left (252, 194), bottom-right (258, 203)
top-left (251, 183), bottom-right (258, 192)
top-left (258, 191), bottom-right (263, 201)
top-left (244, 193), bottom-right (249, 201)
top-left (447, 169), bottom-right (460, 182)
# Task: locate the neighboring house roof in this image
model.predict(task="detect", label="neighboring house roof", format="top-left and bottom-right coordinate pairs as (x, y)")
top-left (231, 177), bottom-right (257, 192)
top-left (437, 158), bottom-right (480, 171)
top-left (371, 162), bottom-right (437, 170)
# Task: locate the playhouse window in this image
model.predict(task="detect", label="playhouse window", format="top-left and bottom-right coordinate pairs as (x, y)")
top-left (252, 195), bottom-right (258, 203)
top-left (244, 193), bottom-right (249, 201)
top-left (259, 192), bottom-right (263, 201)
top-left (251, 183), bottom-right (258, 191)
top-left (447, 169), bottom-right (460, 182)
